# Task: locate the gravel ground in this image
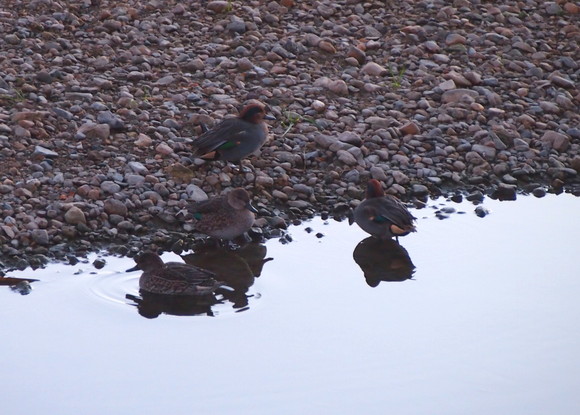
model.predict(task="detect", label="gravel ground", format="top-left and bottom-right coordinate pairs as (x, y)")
top-left (0, 0), bottom-right (579, 269)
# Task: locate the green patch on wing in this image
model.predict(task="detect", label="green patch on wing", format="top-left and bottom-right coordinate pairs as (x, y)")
top-left (218, 141), bottom-right (239, 150)
top-left (192, 212), bottom-right (203, 220)
top-left (372, 215), bottom-right (389, 224)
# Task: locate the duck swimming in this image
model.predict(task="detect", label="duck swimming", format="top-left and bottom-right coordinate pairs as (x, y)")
top-left (127, 252), bottom-right (223, 296)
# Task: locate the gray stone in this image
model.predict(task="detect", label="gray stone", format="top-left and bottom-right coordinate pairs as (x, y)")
top-left (128, 161), bottom-right (149, 175)
top-left (97, 111), bottom-right (125, 130)
top-left (64, 206), bottom-right (86, 225)
top-left (101, 181), bottom-right (121, 194)
top-left (337, 131), bottom-right (362, 146)
top-left (186, 185), bottom-right (208, 202)
top-left (441, 89), bottom-right (479, 103)
top-left (33, 146), bottom-right (59, 158)
top-left (31, 229), bottom-right (50, 245)
top-left (126, 174), bottom-right (145, 186)
top-left (412, 184), bottom-right (429, 196)
top-left (104, 198), bottom-right (128, 216)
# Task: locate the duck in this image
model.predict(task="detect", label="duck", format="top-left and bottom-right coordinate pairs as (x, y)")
top-left (191, 101), bottom-right (275, 162)
top-left (126, 252), bottom-right (223, 296)
top-left (188, 188), bottom-right (257, 240)
top-left (351, 179), bottom-right (417, 240)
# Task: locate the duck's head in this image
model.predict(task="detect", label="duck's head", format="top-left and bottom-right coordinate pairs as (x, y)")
top-left (366, 179), bottom-right (385, 199)
top-left (126, 252), bottom-right (164, 272)
top-left (227, 188), bottom-right (258, 213)
top-left (239, 101), bottom-right (276, 124)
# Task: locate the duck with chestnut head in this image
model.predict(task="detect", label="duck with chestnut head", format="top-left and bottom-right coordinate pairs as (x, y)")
top-left (191, 101), bottom-right (275, 162)
top-left (351, 179), bottom-right (417, 241)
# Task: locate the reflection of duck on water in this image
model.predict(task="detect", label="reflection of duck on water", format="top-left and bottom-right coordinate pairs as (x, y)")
top-left (126, 291), bottom-right (221, 319)
top-left (353, 237), bottom-right (416, 287)
top-left (182, 243), bottom-right (272, 310)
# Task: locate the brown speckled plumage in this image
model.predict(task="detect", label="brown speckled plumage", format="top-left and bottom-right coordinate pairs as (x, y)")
top-left (127, 252), bottom-right (222, 296)
top-left (189, 188), bottom-right (257, 240)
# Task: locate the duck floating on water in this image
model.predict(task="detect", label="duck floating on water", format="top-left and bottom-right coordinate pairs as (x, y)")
top-left (127, 252), bottom-right (223, 296)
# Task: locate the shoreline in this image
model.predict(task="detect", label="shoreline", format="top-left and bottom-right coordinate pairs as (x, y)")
top-left (0, 0), bottom-right (578, 269)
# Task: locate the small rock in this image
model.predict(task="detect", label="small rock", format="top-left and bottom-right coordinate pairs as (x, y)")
top-left (400, 122), bottom-right (420, 136)
top-left (361, 62), bottom-right (387, 76)
top-left (348, 46), bottom-right (366, 64)
top-left (337, 150), bottom-right (358, 165)
top-left (227, 20), bottom-right (246, 33)
top-left (474, 206), bottom-right (489, 218)
top-left (541, 131), bottom-right (570, 152)
top-left (156, 143), bottom-right (174, 155)
top-left (186, 184), bottom-right (208, 202)
top-left (93, 258), bottom-right (106, 269)
top-left (155, 75), bottom-right (176, 86)
top-left (411, 184), bottom-right (429, 196)
top-left (327, 79), bottom-right (349, 95)
top-left (104, 198), bottom-right (128, 216)
top-left (128, 161), bottom-right (149, 175)
top-left (31, 229), bottom-right (49, 245)
top-left (97, 111), bottom-right (124, 130)
top-left (318, 40), bottom-right (336, 54)
top-left (135, 133), bottom-right (153, 147)
top-left (532, 188), bottom-right (546, 198)
top-left (311, 100), bottom-right (326, 112)
top-left (492, 184), bottom-right (517, 201)
top-left (445, 33), bottom-right (467, 45)
top-left (441, 89), bottom-right (479, 103)
top-left (207, 1), bottom-right (229, 13)
top-left (101, 181), bottom-right (121, 194)
top-left (64, 206), bottom-right (86, 225)
top-left (337, 131), bottom-right (362, 146)
top-left (126, 174), bottom-right (145, 186)
top-left (32, 146), bottom-right (59, 158)
top-left (77, 123), bottom-right (110, 140)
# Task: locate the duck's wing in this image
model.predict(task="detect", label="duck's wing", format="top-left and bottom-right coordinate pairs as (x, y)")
top-left (188, 196), bottom-right (224, 215)
top-left (373, 197), bottom-right (416, 228)
top-left (162, 262), bottom-right (218, 285)
top-left (191, 118), bottom-right (253, 156)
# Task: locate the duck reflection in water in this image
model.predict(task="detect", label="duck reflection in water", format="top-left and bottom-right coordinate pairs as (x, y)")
top-left (125, 251), bottom-right (224, 319)
top-left (182, 242), bottom-right (272, 310)
top-left (126, 291), bottom-right (222, 319)
top-left (353, 237), bottom-right (416, 287)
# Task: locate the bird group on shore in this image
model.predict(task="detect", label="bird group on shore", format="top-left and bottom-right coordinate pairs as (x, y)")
top-left (128, 100), bottom-right (418, 296)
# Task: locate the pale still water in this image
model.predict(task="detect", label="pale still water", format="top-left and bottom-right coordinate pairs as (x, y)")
top-left (1, 194), bottom-right (579, 415)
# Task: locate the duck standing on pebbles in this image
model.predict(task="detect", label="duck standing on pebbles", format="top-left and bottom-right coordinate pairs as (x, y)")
top-left (191, 101), bottom-right (275, 163)
top-left (188, 188), bottom-right (258, 241)
top-left (127, 252), bottom-right (223, 296)
top-left (351, 179), bottom-right (417, 241)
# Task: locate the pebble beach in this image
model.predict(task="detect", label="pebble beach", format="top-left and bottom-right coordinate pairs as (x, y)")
top-left (0, 0), bottom-right (578, 269)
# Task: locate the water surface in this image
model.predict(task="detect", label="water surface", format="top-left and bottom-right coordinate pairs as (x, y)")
top-left (1, 194), bottom-right (579, 415)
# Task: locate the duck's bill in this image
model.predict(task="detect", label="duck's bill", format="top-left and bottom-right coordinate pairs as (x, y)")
top-left (264, 114), bottom-right (276, 120)
top-left (126, 265), bottom-right (141, 272)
